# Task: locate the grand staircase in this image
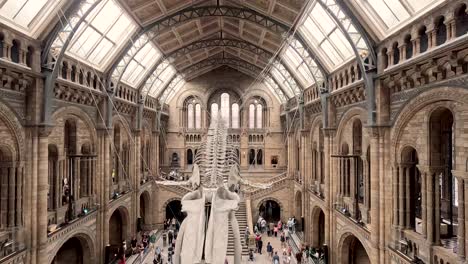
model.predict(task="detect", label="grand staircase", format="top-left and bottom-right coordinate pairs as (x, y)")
top-left (227, 201), bottom-right (249, 256)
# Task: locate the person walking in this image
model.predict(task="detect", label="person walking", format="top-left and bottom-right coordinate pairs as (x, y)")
top-left (274, 225), bottom-right (278, 237)
top-left (280, 233), bottom-right (286, 248)
top-left (168, 229), bottom-right (174, 245)
top-left (244, 226), bottom-right (250, 246)
top-left (273, 251), bottom-right (280, 264)
top-left (267, 242), bottom-right (273, 258)
top-left (257, 237), bottom-right (263, 254)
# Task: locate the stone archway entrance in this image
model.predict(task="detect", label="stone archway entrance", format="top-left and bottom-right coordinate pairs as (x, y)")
top-left (166, 200), bottom-right (185, 223)
top-left (340, 234), bottom-right (370, 264)
top-left (259, 200), bottom-right (281, 222)
top-left (139, 191), bottom-right (151, 228)
top-left (51, 237), bottom-right (91, 264)
top-left (109, 209), bottom-right (126, 246)
top-left (311, 207), bottom-right (325, 248)
top-left (295, 191), bottom-right (303, 231)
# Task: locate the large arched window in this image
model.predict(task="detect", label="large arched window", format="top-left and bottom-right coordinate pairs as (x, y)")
top-left (187, 104), bottom-right (194, 129)
top-left (220, 93), bottom-right (230, 126)
top-left (249, 104), bottom-right (255, 129)
top-left (195, 104), bottom-right (201, 129)
top-left (210, 103), bottom-right (219, 126)
top-left (232, 103), bottom-right (239, 129)
top-left (256, 104), bottom-right (263, 129)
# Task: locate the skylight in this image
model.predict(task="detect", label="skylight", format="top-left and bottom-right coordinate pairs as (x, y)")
top-left (0, 0), bottom-right (65, 37)
top-left (160, 75), bottom-right (185, 103)
top-left (121, 42), bottom-right (162, 87)
top-left (283, 44), bottom-right (315, 87)
top-left (271, 67), bottom-right (294, 98)
top-left (299, 2), bottom-right (354, 70)
top-left (67, 0), bottom-right (136, 69)
top-left (350, 0), bottom-right (443, 38)
top-left (142, 62), bottom-right (176, 98)
top-left (264, 76), bottom-right (287, 103)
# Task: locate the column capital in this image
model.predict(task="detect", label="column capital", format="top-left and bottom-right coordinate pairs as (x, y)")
top-left (322, 127), bottom-right (336, 137)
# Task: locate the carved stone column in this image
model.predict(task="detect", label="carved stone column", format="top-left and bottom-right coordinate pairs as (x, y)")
top-left (36, 128), bottom-right (50, 264)
top-left (398, 165), bottom-right (405, 227)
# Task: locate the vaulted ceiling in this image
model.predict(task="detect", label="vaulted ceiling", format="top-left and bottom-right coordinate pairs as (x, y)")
top-left (118, 0), bottom-right (306, 80)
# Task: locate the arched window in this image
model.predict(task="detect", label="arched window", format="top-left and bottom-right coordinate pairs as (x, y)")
top-left (11, 40), bottom-right (20, 63)
top-left (211, 103), bottom-right (218, 125)
top-left (419, 26), bottom-right (429, 53)
top-left (392, 42), bottom-right (400, 65)
top-left (249, 149), bottom-right (256, 165)
top-left (187, 149), bottom-right (193, 165)
top-left (187, 104), bottom-right (194, 129)
top-left (435, 16), bottom-right (447, 46)
top-left (231, 103), bottom-right (239, 129)
top-left (257, 149), bottom-right (263, 165)
top-left (220, 93), bottom-right (230, 126)
top-left (249, 104), bottom-right (255, 129)
top-left (456, 4), bottom-right (468, 37)
top-left (256, 104), bottom-right (263, 129)
top-left (195, 104), bottom-right (201, 129)
top-left (404, 35), bottom-right (413, 59)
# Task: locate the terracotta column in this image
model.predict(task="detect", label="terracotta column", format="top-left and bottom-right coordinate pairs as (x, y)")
top-left (405, 166), bottom-right (411, 227)
top-left (8, 166), bottom-right (16, 227)
top-left (36, 132), bottom-right (49, 264)
top-left (393, 165), bottom-right (398, 226)
top-left (426, 169), bottom-right (434, 243)
top-left (398, 165), bottom-right (405, 227)
top-left (457, 177), bottom-right (465, 258)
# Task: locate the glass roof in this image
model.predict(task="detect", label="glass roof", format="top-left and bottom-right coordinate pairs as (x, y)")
top-left (264, 76), bottom-right (287, 103)
top-left (160, 75), bottom-right (185, 103)
top-left (299, 1), bottom-right (354, 70)
top-left (0, 0), bottom-right (65, 37)
top-left (141, 61), bottom-right (176, 98)
top-left (67, 0), bottom-right (137, 69)
top-left (271, 67), bottom-right (294, 98)
top-left (121, 42), bottom-right (162, 87)
top-left (283, 44), bottom-right (316, 87)
top-left (351, 0), bottom-right (443, 38)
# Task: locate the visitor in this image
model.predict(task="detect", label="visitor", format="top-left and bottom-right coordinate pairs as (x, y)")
top-left (149, 232), bottom-right (157, 250)
top-left (153, 250), bottom-right (162, 264)
top-left (277, 220), bottom-right (283, 231)
top-left (291, 217), bottom-right (296, 233)
top-left (274, 225), bottom-right (278, 237)
top-left (280, 232), bottom-right (286, 247)
top-left (257, 236), bottom-right (263, 254)
top-left (224, 258), bottom-right (229, 264)
top-left (261, 218), bottom-right (267, 234)
top-left (168, 243), bottom-right (174, 264)
top-left (244, 226), bottom-right (250, 246)
top-left (269, 222), bottom-right (274, 236)
top-left (255, 233), bottom-right (261, 251)
top-left (267, 242), bottom-right (273, 258)
top-left (284, 228), bottom-right (290, 242)
top-left (248, 248), bottom-right (255, 261)
top-left (295, 249), bottom-right (303, 263)
top-left (131, 237), bottom-right (137, 254)
top-left (273, 251), bottom-right (280, 264)
top-left (168, 229), bottom-right (174, 244)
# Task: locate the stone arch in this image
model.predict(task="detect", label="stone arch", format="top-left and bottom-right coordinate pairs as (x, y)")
top-left (390, 87), bottom-right (468, 163)
top-left (337, 231), bottom-right (372, 264)
top-left (335, 107), bottom-right (367, 149)
top-left (0, 101), bottom-right (25, 162)
top-left (164, 198), bottom-right (185, 223)
top-left (243, 88), bottom-right (275, 108)
top-left (256, 197), bottom-right (284, 222)
top-left (48, 229), bottom-right (96, 264)
top-left (108, 206), bottom-right (130, 245)
top-left (139, 190), bottom-right (151, 226)
top-left (310, 206), bottom-right (326, 248)
top-left (51, 106), bottom-right (97, 147)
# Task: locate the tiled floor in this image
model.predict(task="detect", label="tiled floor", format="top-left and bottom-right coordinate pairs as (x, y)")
top-left (140, 231), bottom-right (296, 264)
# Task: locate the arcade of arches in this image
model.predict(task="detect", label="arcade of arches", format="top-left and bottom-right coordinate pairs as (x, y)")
top-left (0, 0), bottom-right (467, 263)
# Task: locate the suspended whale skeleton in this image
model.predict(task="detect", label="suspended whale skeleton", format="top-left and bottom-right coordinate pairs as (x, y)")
top-left (156, 113), bottom-right (271, 264)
